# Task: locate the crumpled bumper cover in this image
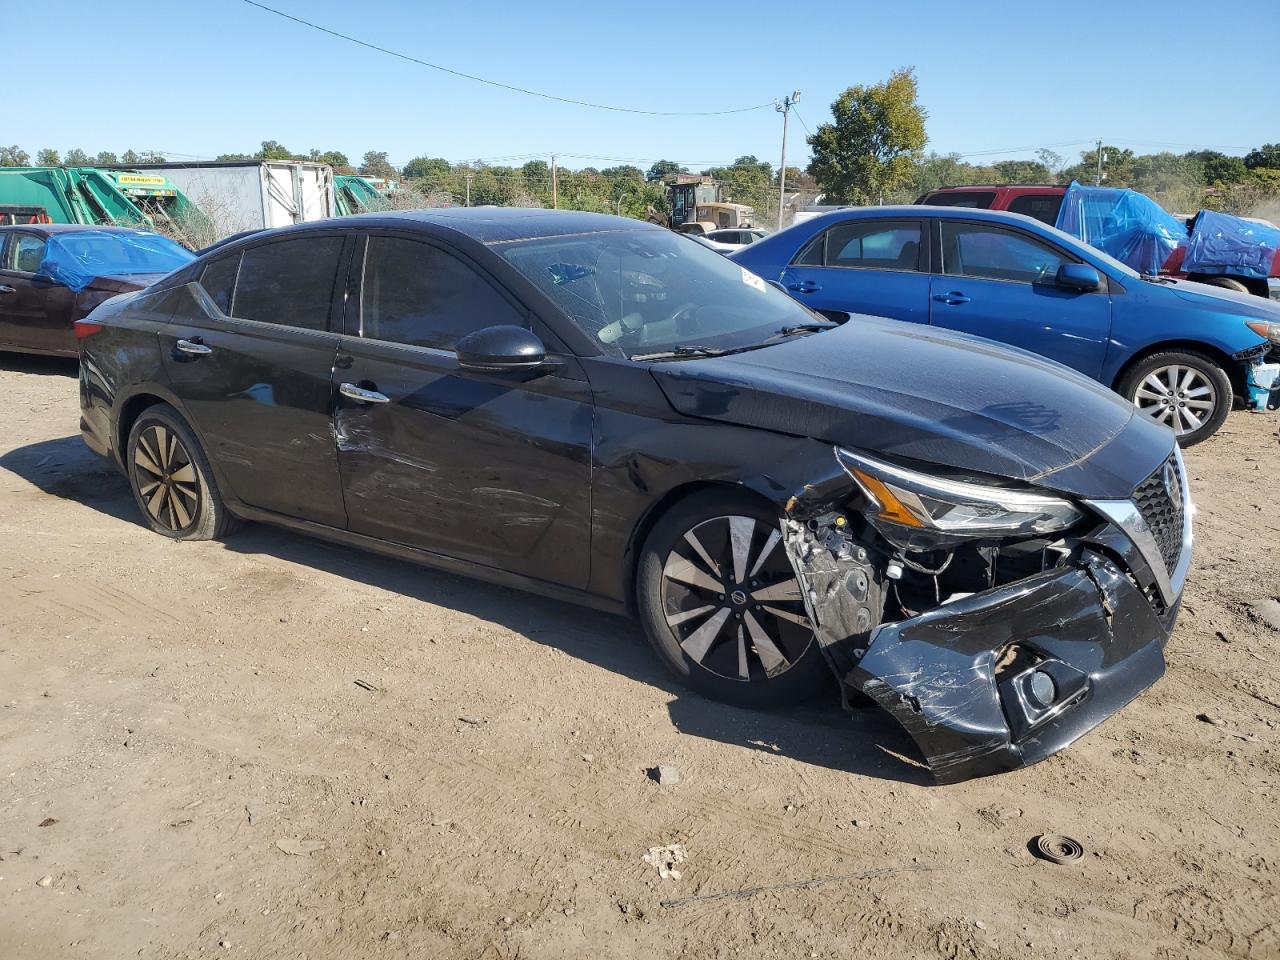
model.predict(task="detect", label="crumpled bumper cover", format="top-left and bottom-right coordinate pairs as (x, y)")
top-left (814, 553), bottom-right (1169, 784)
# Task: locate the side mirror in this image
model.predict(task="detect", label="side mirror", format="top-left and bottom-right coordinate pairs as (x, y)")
top-left (1056, 263), bottom-right (1102, 292)
top-left (455, 325), bottom-right (547, 372)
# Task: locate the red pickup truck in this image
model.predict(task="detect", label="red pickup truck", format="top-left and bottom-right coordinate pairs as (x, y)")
top-left (919, 184), bottom-right (1280, 300)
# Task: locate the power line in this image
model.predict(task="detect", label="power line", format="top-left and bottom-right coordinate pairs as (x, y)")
top-left (792, 107), bottom-right (814, 137)
top-left (240, 0), bottom-right (776, 117)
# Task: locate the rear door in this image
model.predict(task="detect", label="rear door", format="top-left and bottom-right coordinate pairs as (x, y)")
top-left (779, 218), bottom-right (930, 324)
top-left (158, 233), bottom-right (350, 527)
top-left (929, 219), bottom-right (1112, 378)
top-left (333, 231), bottom-right (593, 588)
top-left (0, 231), bottom-right (76, 356)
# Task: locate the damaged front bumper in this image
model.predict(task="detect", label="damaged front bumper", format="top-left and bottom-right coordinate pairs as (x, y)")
top-left (780, 450), bottom-right (1190, 784)
top-left (852, 557), bottom-right (1169, 783)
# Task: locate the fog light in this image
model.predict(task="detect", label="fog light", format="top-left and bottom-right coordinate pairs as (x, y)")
top-left (1028, 670), bottom-right (1057, 709)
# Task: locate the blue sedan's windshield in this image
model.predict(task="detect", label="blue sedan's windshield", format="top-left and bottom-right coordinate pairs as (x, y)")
top-left (48, 231), bottom-right (194, 277)
top-left (496, 229), bottom-right (817, 358)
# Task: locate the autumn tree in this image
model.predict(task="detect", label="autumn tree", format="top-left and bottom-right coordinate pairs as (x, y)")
top-left (807, 68), bottom-right (928, 204)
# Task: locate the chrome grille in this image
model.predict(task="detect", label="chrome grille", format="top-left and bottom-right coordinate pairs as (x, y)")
top-left (1132, 454), bottom-right (1185, 574)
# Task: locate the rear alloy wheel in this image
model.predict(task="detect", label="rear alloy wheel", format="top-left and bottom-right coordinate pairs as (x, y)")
top-left (1201, 276), bottom-right (1250, 295)
top-left (636, 490), bottom-right (830, 707)
top-left (1118, 350), bottom-right (1233, 446)
top-left (126, 404), bottom-right (237, 540)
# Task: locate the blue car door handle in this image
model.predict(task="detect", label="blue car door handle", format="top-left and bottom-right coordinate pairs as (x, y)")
top-left (787, 280), bottom-right (821, 293)
top-left (933, 291), bottom-right (970, 305)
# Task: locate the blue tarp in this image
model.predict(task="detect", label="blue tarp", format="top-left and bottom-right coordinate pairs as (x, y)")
top-left (1054, 181), bottom-right (1187, 275)
top-left (1183, 210), bottom-right (1280, 280)
top-left (38, 229), bottom-right (193, 292)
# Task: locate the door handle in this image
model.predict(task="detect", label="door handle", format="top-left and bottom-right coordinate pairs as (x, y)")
top-left (786, 281), bottom-right (821, 293)
top-left (933, 292), bottom-right (971, 305)
top-left (0, 284), bottom-right (16, 294)
top-left (175, 338), bottom-right (213, 356)
top-left (339, 382), bottom-right (391, 404)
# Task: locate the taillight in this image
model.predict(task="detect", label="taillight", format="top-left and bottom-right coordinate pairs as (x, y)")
top-left (74, 320), bottom-right (103, 339)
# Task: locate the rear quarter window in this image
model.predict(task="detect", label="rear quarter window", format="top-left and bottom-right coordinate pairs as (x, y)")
top-left (199, 254), bottom-right (240, 314)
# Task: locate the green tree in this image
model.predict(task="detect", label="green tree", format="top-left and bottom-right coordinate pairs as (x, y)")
top-left (138, 151), bottom-right (166, 164)
top-left (37, 148), bottom-right (61, 166)
top-left (215, 153), bottom-right (252, 161)
top-left (121, 150), bottom-right (140, 165)
top-left (1062, 145), bottom-right (1134, 186)
top-left (992, 159), bottom-right (1052, 184)
top-left (1189, 150), bottom-right (1246, 185)
top-left (1244, 143), bottom-right (1280, 170)
top-left (807, 67), bottom-right (928, 204)
top-left (308, 149), bottom-right (351, 171)
top-left (64, 148), bottom-right (90, 166)
top-left (402, 156), bottom-right (452, 181)
top-left (0, 145), bottom-right (31, 166)
top-left (359, 151), bottom-right (396, 180)
top-left (646, 159), bottom-right (686, 182)
top-left (94, 150), bottom-right (118, 165)
top-left (255, 140), bottom-right (297, 161)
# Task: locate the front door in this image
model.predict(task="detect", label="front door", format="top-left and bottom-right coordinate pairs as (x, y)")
top-left (158, 234), bottom-right (350, 527)
top-left (334, 232), bottom-right (593, 588)
top-left (929, 219), bottom-right (1112, 379)
top-left (0, 232), bottom-right (76, 356)
top-left (779, 218), bottom-right (931, 325)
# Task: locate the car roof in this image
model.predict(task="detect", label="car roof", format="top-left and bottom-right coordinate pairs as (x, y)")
top-left (800, 204), bottom-right (1057, 228)
top-left (0, 223), bottom-right (155, 237)
top-left (333, 207), bottom-right (663, 244)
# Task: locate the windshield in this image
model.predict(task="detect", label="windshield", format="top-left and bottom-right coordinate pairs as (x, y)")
top-left (47, 231), bottom-right (194, 277)
top-left (496, 228), bottom-right (817, 358)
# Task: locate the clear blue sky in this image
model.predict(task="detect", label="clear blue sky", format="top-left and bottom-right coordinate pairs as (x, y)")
top-left (8, 0), bottom-right (1276, 172)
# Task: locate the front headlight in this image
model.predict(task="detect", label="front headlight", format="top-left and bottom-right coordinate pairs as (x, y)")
top-left (1245, 319), bottom-right (1280, 344)
top-left (836, 448), bottom-right (1084, 538)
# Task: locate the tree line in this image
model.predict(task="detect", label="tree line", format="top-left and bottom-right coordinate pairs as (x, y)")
top-left (5, 91), bottom-right (1277, 223)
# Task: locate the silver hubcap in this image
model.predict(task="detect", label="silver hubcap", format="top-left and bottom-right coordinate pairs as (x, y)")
top-left (132, 425), bottom-right (200, 531)
top-left (1132, 364), bottom-right (1217, 436)
top-left (661, 515), bottom-right (814, 682)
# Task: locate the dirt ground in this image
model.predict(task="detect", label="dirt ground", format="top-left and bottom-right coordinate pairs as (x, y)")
top-left (1, 353), bottom-right (1278, 960)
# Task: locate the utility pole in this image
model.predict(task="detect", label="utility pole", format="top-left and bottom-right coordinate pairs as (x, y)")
top-left (1095, 138), bottom-right (1104, 186)
top-left (464, 173), bottom-right (472, 207)
top-left (775, 91), bottom-right (800, 231)
top-left (551, 154), bottom-right (558, 209)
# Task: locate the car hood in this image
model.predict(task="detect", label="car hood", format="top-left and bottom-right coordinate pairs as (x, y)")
top-left (650, 315), bottom-right (1172, 499)
top-left (1164, 278), bottom-right (1280, 319)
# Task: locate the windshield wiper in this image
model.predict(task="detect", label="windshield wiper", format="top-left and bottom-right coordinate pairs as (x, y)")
top-left (1140, 273), bottom-right (1176, 284)
top-left (751, 321), bottom-right (841, 346)
top-left (630, 345), bottom-right (740, 362)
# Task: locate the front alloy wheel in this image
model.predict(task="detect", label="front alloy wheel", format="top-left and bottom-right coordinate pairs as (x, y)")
top-left (1119, 349), bottom-right (1233, 447)
top-left (636, 490), bottom-right (830, 707)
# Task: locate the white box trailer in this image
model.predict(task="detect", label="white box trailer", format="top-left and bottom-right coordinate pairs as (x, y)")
top-left (127, 161), bottom-right (336, 237)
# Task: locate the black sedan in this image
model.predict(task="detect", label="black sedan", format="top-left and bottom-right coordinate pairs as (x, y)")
top-left (77, 209), bottom-right (1191, 783)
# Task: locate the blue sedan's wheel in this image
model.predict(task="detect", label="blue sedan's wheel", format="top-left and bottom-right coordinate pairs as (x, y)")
top-left (1119, 350), bottom-right (1232, 447)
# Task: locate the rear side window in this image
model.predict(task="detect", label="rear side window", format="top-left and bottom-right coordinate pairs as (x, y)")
top-left (1007, 194), bottom-right (1064, 226)
top-left (793, 220), bottom-right (922, 271)
top-left (941, 222), bottom-right (1071, 283)
top-left (360, 236), bottom-right (525, 350)
top-left (199, 254), bottom-right (239, 314)
top-left (923, 191), bottom-right (996, 209)
top-left (232, 236), bottom-right (344, 330)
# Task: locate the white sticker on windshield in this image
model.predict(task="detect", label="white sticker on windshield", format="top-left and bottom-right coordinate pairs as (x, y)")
top-left (740, 267), bottom-right (766, 293)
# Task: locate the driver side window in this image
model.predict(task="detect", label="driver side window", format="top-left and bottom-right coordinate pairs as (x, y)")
top-left (941, 222), bottom-right (1070, 284)
top-left (359, 236), bottom-right (527, 350)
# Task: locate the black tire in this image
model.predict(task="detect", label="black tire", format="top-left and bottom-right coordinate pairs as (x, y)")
top-left (125, 404), bottom-right (239, 540)
top-left (635, 489), bottom-right (831, 708)
top-left (1201, 276), bottom-right (1250, 295)
top-left (1117, 350), bottom-right (1233, 447)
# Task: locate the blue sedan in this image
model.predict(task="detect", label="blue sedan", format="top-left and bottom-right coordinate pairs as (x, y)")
top-left (732, 206), bottom-right (1279, 445)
